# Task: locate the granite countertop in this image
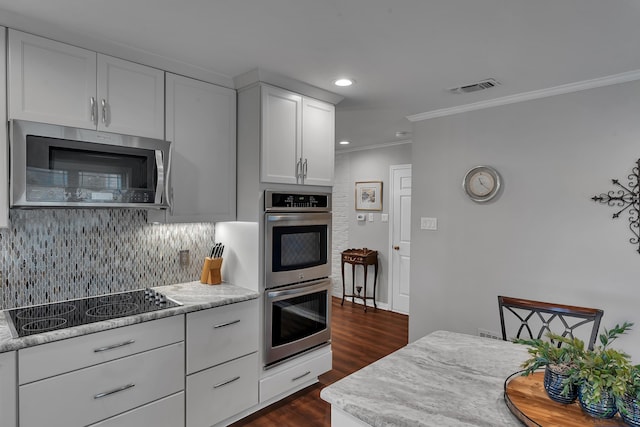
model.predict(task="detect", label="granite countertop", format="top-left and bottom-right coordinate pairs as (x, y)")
top-left (320, 330), bottom-right (530, 427)
top-left (0, 281), bottom-right (259, 353)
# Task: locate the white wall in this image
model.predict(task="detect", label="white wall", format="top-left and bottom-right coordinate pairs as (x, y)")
top-left (409, 79), bottom-right (640, 360)
top-left (332, 143), bottom-right (412, 305)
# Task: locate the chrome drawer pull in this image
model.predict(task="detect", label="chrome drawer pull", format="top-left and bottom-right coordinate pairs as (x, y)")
top-left (93, 339), bottom-right (136, 353)
top-left (213, 319), bottom-right (240, 329)
top-left (291, 371), bottom-right (311, 382)
top-left (213, 376), bottom-right (240, 389)
top-left (94, 383), bottom-right (135, 399)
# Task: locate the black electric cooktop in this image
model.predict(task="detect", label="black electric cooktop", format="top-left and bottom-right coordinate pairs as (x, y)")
top-left (5, 289), bottom-right (181, 338)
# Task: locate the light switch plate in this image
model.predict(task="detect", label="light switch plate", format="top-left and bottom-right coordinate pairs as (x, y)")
top-left (368, 213), bottom-right (374, 222)
top-left (421, 217), bottom-right (437, 230)
top-left (381, 214), bottom-right (389, 223)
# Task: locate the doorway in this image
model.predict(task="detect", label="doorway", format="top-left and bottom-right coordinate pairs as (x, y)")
top-left (389, 164), bottom-right (411, 314)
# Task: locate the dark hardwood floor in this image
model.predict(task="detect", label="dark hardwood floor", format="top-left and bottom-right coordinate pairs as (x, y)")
top-left (231, 297), bottom-right (409, 427)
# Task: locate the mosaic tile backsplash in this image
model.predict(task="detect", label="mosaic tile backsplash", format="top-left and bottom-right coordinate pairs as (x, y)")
top-left (0, 209), bottom-right (216, 310)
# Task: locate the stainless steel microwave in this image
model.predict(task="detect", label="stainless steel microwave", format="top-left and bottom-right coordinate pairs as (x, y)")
top-left (10, 120), bottom-right (171, 209)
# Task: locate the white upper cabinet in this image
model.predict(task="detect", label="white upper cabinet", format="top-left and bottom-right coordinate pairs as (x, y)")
top-left (148, 73), bottom-right (236, 224)
top-left (8, 29), bottom-right (164, 139)
top-left (260, 85), bottom-right (334, 185)
top-left (8, 29), bottom-right (97, 130)
top-left (301, 97), bottom-right (335, 186)
top-left (1, 27), bottom-right (9, 229)
top-left (260, 85), bottom-right (302, 184)
top-left (96, 54), bottom-right (165, 139)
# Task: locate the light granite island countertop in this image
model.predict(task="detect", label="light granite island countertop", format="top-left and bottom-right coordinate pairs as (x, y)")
top-left (0, 281), bottom-right (259, 353)
top-left (320, 330), bottom-right (530, 427)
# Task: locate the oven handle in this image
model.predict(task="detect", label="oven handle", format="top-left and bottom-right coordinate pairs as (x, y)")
top-left (266, 280), bottom-right (331, 300)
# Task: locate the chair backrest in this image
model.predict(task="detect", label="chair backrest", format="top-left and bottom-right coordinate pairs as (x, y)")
top-left (498, 295), bottom-right (603, 350)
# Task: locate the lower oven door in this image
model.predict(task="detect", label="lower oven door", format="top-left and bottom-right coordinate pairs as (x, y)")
top-left (264, 278), bottom-right (332, 366)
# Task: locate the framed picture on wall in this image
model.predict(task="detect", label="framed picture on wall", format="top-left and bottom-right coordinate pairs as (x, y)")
top-left (355, 181), bottom-right (383, 211)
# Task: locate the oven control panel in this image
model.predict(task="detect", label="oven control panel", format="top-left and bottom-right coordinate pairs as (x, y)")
top-left (265, 190), bottom-right (331, 211)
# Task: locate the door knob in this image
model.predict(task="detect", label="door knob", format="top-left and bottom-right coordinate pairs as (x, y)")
top-left (393, 246), bottom-right (400, 251)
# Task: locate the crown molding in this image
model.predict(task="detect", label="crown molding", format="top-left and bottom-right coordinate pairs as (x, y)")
top-left (336, 139), bottom-right (412, 154)
top-left (407, 69), bottom-right (640, 122)
top-left (234, 68), bottom-right (344, 105)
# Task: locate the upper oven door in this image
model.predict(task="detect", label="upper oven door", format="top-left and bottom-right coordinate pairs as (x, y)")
top-left (265, 211), bottom-right (332, 288)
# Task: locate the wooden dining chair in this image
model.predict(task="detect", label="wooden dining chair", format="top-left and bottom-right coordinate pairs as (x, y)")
top-left (498, 296), bottom-right (604, 350)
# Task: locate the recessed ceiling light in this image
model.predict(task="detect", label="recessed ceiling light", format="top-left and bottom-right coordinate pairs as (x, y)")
top-left (334, 78), bottom-right (354, 87)
top-left (339, 140), bottom-right (350, 145)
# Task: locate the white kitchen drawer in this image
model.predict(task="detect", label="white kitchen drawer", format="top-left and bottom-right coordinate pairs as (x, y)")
top-left (186, 352), bottom-right (259, 427)
top-left (259, 346), bottom-right (332, 403)
top-left (89, 392), bottom-right (185, 427)
top-left (20, 342), bottom-right (184, 427)
top-left (186, 299), bottom-right (258, 374)
top-left (19, 314), bottom-right (184, 384)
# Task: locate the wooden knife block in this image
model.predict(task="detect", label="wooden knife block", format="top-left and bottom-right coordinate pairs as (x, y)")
top-left (200, 257), bottom-right (223, 285)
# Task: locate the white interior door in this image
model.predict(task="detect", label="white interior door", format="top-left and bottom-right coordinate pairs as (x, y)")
top-left (390, 165), bottom-right (412, 314)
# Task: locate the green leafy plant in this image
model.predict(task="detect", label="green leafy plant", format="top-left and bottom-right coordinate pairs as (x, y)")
top-left (627, 365), bottom-right (640, 400)
top-left (572, 322), bottom-right (634, 406)
top-left (516, 333), bottom-right (585, 375)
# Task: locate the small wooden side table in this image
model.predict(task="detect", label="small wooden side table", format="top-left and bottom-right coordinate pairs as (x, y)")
top-left (341, 248), bottom-right (378, 311)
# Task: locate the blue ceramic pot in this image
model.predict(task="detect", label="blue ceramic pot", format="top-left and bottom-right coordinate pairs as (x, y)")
top-left (543, 365), bottom-right (576, 404)
top-left (578, 384), bottom-right (617, 419)
top-left (618, 393), bottom-right (640, 427)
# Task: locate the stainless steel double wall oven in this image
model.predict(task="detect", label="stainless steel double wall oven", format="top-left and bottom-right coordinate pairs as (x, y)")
top-left (264, 190), bottom-right (332, 366)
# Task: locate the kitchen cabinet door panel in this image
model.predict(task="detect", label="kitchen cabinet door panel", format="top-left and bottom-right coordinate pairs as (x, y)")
top-left (1, 27), bottom-right (8, 228)
top-left (0, 351), bottom-right (17, 427)
top-left (149, 73), bottom-right (236, 223)
top-left (302, 97), bottom-right (335, 186)
top-left (19, 342), bottom-right (184, 427)
top-left (186, 299), bottom-right (258, 374)
top-left (19, 314), bottom-right (184, 384)
top-left (186, 353), bottom-right (259, 427)
top-left (88, 392), bottom-right (184, 427)
top-left (97, 54), bottom-right (165, 139)
top-left (261, 85), bottom-right (302, 184)
top-left (8, 29), bottom-right (97, 129)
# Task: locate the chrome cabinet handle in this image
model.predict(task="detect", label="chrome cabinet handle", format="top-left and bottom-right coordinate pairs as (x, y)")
top-left (213, 376), bottom-right (240, 389)
top-left (296, 158), bottom-right (302, 182)
top-left (94, 383), bottom-right (135, 399)
top-left (291, 371), bottom-right (311, 382)
top-left (93, 339), bottom-right (135, 353)
top-left (213, 319), bottom-right (240, 329)
top-left (101, 99), bottom-right (107, 124)
top-left (303, 158), bottom-right (308, 179)
top-left (90, 97), bottom-right (96, 124)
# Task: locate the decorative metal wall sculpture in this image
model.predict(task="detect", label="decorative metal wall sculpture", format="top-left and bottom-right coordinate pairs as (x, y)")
top-left (591, 159), bottom-right (640, 254)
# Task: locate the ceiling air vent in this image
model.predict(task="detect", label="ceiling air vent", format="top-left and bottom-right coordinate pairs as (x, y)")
top-left (449, 78), bottom-right (500, 94)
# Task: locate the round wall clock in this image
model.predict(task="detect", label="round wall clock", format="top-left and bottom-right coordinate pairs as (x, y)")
top-left (462, 166), bottom-right (501, 202)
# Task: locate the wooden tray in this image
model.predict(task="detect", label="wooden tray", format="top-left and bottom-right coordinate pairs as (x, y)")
top-left (504, 371), bottom-right (626, 426)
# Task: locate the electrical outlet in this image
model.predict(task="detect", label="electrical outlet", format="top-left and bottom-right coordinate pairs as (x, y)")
top-left (179, 250), bottom-right (190, 267)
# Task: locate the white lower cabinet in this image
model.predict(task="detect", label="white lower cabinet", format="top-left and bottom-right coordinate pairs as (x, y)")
top-left (186, 299), bottom-right (259, 426)
top-left (260, 346), bottom-right (332, 403)
top-left (89, 392), bottom-right (185, 427)
top-left (20, 342), bottom-right (184, 427)
top-left (186, 353), bottom-right (259, 427)
top-left (186, 299), bottom-right (259, 374)
top-left (0, 351), bottom-right (17, 427)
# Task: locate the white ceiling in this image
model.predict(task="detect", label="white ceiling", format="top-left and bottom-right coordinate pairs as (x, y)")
top-left (1, 0), bottom-right (640, 150)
